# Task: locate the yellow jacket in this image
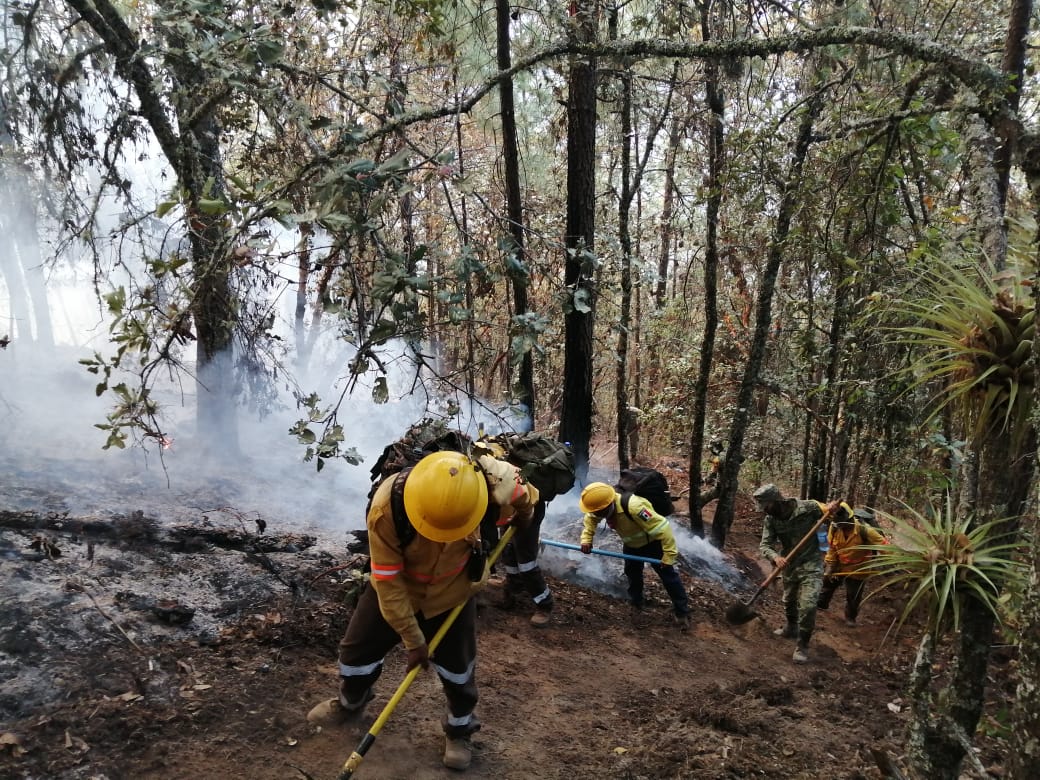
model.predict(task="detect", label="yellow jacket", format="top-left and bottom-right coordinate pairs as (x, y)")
top-left (825, 520), bottom-right (887, 579)
top-left (367, 456), bottom-right (539, 650)
top-left (580, 494), bottom-right (679, 565)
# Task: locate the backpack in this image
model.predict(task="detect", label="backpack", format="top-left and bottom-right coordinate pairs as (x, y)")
top-left (366, 419), bottom-right (475, 548)
top-left (368, 418), bottom-right (473, 501)
top-left (480, 432), bottom-right (576, 502)
top-left (854, 509), bottom-right (888, 544)
top-left (615, 467), bottom-right (674, 518)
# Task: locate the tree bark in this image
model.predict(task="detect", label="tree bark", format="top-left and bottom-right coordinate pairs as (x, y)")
top-left (496, 0), bottom-right (535, 420)
top-left (689, 1), bottom-right (724, 537)
top-left (559, 0), bottom-right (599, 479)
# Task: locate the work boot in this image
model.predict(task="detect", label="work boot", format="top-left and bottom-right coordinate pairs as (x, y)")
top-left (792, 642), bottom-right (809, 664)
top-left (674, 613), bottom-right (691, 632)
top-left (773, 623), bottom-right (797, 639)
top-left (844, 617), bottom-right (858, 627)
top-left (306, 689), bottom-right (374, 727)
top-left (443, 735), bottom-right (473, 771)
top-left (530, 610), bottom-right (551, 628)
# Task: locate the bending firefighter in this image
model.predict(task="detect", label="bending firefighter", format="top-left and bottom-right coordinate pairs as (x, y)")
top-left (577, 482), bottom-right (692, 630)
top-left (476, 438), bottom-right (554, 627)
top-left (307, 450), bottom-right (540, 772)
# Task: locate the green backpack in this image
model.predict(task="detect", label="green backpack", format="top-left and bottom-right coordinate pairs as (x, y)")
top-left (480, 432), bottom-right (576, 502)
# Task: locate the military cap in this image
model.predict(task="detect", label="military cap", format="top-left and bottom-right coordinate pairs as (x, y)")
top-left (752, 483), bottom-right (782, 504)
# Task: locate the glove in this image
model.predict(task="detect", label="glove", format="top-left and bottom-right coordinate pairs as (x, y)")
top-left (406, 644), bottom-right (430, 671)
top-left (580, 543), bottom-right (592, 554)
top-left (824, 565), bottom-right (836, 577)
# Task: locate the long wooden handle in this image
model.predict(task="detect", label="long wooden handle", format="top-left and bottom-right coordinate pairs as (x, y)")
top-left (747, 505), bottom-right (836, 605)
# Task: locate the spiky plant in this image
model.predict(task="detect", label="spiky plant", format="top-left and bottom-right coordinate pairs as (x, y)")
top-left (893, 259), bottom-right (1035, 449)
top-left (859, 497), bottom-right (1026, 639)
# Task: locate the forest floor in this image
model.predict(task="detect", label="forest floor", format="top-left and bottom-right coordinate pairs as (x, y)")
top-left (0, 460), bottom-right (1016, 780)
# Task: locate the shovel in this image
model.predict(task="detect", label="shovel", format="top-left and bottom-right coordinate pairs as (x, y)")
top-left (337, 525), bottom-right (516, 779)
top-left (724, 505), bottom-right (835, 626)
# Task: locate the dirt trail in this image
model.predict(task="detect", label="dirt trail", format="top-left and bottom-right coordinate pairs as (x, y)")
top-left (0, 493), bottom-right (1010, 780)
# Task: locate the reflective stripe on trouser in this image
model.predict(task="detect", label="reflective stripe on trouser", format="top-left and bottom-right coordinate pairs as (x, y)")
top-left (622, 540), bottom-right (689, 616)
top-left (501, 500), bottom-right (553, 611)
top-left (336, 582), bottom-right (479, 735)
top-left (781, 560), bottom-right (823, 638)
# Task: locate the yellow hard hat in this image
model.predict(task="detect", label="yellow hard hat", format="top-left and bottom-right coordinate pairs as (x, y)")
top-left (579, 482), bottom-right (617, 514)
top-left (403, 451), bottom-right (489, 543)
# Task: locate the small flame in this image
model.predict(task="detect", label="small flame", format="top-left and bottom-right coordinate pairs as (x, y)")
top-left (160, 435), bottom-right (174, 451)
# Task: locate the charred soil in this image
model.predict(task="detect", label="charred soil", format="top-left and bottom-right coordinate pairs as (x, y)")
top-left (0, 490), bottom-right (1014, 780)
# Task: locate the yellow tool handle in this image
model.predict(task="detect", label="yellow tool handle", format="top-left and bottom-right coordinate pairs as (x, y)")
top-left (337, 524), bottom-right (517, 779)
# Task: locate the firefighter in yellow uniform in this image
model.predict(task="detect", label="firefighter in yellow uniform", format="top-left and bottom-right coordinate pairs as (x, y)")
top-left (476, 438), bottom-right (554, 627)
top-left (307, 450), bottom-right (539, 771)
top-left (577, 482), bottom-right (691, 629)
top-left (817, 506), bottom-right (888, 627)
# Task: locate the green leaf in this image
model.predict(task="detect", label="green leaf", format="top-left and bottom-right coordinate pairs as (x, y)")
top-left (197, 198), bottom-right (229, 215)
top-left (369, 319), bottom-right (397, 344)
top-left (255, 40), bottom-right (284, 65)
top-left (155, 199), bottom-right (179, 218)
top-left (104, 287), bottom-right (127, 315)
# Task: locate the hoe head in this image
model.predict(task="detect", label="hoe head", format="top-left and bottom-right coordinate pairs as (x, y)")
top-left (724, 601), bottom-right (759, 626)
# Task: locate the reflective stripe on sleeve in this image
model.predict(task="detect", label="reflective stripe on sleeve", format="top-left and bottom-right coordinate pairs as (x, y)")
top-left (370, 562), bottom-right (403, 580)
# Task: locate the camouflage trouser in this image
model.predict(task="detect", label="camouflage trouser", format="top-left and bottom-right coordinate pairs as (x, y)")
top-left (781, 560), bottom-right (823, 641)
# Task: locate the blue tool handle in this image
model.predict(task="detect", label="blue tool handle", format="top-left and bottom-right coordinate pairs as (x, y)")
top-left (541, 538), bottom-right (664, 566)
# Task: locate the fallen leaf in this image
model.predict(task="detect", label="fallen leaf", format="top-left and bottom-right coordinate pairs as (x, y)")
top-left (286, 737), bottom-right (298, 746)
top-left (1, 732), bottom-right (26, 756)
top-left (887, 702), bottom-right (902, 713)
top-left (117, 692), bottom-right (142, 702)
top-left (193, 684), bottom-right (212, 691)
top-left (63, 730), bottom-right (89, 753)
top-left (613, 747), bottom-right (628, 755)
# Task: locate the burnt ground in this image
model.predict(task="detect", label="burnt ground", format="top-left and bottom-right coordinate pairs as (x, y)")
top-left (0, 488), bottom-right (1016, 780)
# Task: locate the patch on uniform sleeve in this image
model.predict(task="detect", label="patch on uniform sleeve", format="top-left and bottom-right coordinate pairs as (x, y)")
top-left (638, 508), bottom-right (653, 522)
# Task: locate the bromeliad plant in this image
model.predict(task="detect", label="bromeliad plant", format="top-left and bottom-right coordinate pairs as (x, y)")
top-left (860, 497), bottom-right (1027, 640)
top-left (893, 257), bottom-right (1035, 450)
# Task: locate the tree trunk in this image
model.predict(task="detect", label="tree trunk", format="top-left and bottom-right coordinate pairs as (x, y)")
top-left (1009, 140), bottom-right (1040, 778)
top-left (559, 0), bottom-right (598, 479)
top-left (655, 117), bottom-right (681, 309)
top-left (496, 0), bottom-right (534, 420)
top-left (689, 3), bottom-right (724, 537)
top-left (711, 84), bottom-right (822, 549)
top-left (0, 165), bottom-right (54, 348)
top-left (611, 6), bottom-right (633, 471)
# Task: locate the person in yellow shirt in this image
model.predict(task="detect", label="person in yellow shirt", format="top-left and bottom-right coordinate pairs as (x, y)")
top-left (307, 450), bottom-right (539, 771)
top-left (577, 482), bottom-right (691, 630)
top-left (817, 506), bottom-right (887, 627)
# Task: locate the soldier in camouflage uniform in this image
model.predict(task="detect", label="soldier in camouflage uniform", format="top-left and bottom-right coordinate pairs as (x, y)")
top-left (754, 484), bottom-right (836, 664)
